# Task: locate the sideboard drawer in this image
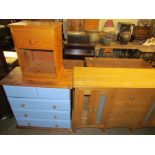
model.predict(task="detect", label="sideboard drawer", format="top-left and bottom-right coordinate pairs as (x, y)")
top-left (114, 89), bottom-right (153, 102)
top-left (37, 87), bottom-right (70, 99)
top-left (8, 97), bottom-right (70, 111)
top-left (11, 27), bottom-right (54, 50)
top-left (16, 118), bottom-right (71, 128)
top-left (12, 108), bottom-right (70, 120)
top-left (4, 85), bottom-right (37, 98)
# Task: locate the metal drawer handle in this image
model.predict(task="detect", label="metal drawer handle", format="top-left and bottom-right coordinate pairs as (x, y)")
top-left (21, 104), bottom-right (26, 108)
top-left (129, 96), bottom-right (135, 100)
top-left (94, 109), bottom-right (97, 112)
top-left (52, 105), bottom-right (56, 109)
top-left (24, 113), bottom-right (28, 117)
top-left (55, 124), bottom-right (59, 128)
top-left (29, 40), bottom-right (35, 45)
top-left (54, 115), bottom-right (57, 119)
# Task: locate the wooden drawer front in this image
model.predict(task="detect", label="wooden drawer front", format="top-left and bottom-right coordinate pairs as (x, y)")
top-left (114, 89), bottom-right (153, 102)
top-left (11, 27), bottom-right (54, 50)
top-left (37, 88), bottom-right (70, 100)
top-left (8, 97), bottom-right (70, 111)
top-left (4, 85), bottom-right (37, 98)
top-left (16, 118), bottom-right (71, 128)
top-left (113, 101), bottom-right (147, 107)
top-left (12, 108), bottom-right (70, 120)
top-left (106, 117), bottom-right (138, 128)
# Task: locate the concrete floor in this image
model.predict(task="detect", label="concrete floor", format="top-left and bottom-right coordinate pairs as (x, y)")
top-left (0, 117), bottom-right (155, 135)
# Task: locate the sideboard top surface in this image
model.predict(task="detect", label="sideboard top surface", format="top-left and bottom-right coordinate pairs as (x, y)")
top-left (0, 67), bottom-right (73, 89)
top-left (74, 67), bottom-right (155, 88)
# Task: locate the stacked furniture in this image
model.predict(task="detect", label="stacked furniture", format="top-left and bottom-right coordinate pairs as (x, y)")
top-left (1, 21), bottom-right (73, 130)
top-left (1, 20), bottom-right (155, 132)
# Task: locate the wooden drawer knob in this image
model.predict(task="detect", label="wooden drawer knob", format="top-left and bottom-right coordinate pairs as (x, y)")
top-left (24, 113), bottom-right (28, 117)
top-left (27, 123), bottom-right (31, 126)
top-left (129, 96), bottom-right (135, 100)
top-left (29, 40), bottom-right (35, 45)
top-left (52, 105), bottom-right (56, 109)
top-left (21, 104), bottom-right (26, 108)
top-left (121, 121), bottom-right (125, 125)
top-left (55, 124), bottom-right (59, 128)
top-left (54, 115), bottom-right (57, 119)
top-left (125, 110), bottom-right (130, 113)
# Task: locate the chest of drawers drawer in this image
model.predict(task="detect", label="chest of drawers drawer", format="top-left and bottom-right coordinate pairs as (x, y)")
top-left (36, 87), bottom-right (70, 100)
top-left (11, 27), bottom-right (54, 50)
top-left (4, 85), bottom-right (70, 100)
top-left (12, 108), bottom-right (70, 120)
top-left (16, 118), bottom-right (71, 128)
top-left (106, 117), bottom-right (139, 128)
top-left (4, 85), bottom-right (37, 98)
top-left (8, 97), bottom-right (70, 111)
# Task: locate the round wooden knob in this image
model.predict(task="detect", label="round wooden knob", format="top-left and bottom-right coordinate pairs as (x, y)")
top-left (29, 40), bottom-right (35, 45)
top-left (24, 113), bottom-right (28, 117)
top-left (125, 110), bottom-right (130, 113)
top-left (129, 96), bottom-right (135, 100)
top-left (52, 105), bottom-right (56, 109)
top-left (55, 124), bottom-right (59, 128)
top-left (21, 104), bottom-right (25, 108)
top-left (54, 115), bottom-right (57, 119)
top-left (27, 123), bottom-right (31, 126)
top-left (121, 121), bottom-right (125, 125)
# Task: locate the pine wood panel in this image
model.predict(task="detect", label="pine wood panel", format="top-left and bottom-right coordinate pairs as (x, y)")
top-left (74, 67), bottom-right (155, 88)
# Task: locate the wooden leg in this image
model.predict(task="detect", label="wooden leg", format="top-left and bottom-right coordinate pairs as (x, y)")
top-left (102, 128), bottom-right (106, 132)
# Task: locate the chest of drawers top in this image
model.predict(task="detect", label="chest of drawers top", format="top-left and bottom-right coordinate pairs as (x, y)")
top-left (0, 67), bottom-right (73, 89)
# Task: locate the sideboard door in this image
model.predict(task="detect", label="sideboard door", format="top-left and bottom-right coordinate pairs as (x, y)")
top-left (73, 89), bottom-right (111, 129)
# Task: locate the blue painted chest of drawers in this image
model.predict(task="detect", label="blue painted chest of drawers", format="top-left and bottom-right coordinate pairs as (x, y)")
top-left (3, 85), bottom-right (71, 128)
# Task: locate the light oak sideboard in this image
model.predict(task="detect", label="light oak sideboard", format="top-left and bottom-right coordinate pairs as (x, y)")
top-left (73, 67), bottom-right (155, 131)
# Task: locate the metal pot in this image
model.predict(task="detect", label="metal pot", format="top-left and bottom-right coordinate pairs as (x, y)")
top-left (89, 31), bottom-right (100, 43)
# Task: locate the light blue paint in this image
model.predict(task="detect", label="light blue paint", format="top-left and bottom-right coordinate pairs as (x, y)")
top-left (8, 97), bottom-right (70, 111)
top-left (4, 85), bottom-right (37, 98)
top-left (12, 108), bottom-right (70, 120)
top-left (36, 87), bottom-right (70, 99)
top-left (16, 118), bottom-right (71, 128)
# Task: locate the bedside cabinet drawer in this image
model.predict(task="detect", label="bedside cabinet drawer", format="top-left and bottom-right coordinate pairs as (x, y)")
top-left (12, 109), bottom-right (70, 120)
top-left (4, 85), bottom-right (37, 98)
top-left (8, 97), bottom-right (70, 111)
top-left (11, 27), bottom-right (54, 50)
top-left (16, 118), bottom-right (71, 128)
top-left (37, 88), bottom-right (70, 99)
